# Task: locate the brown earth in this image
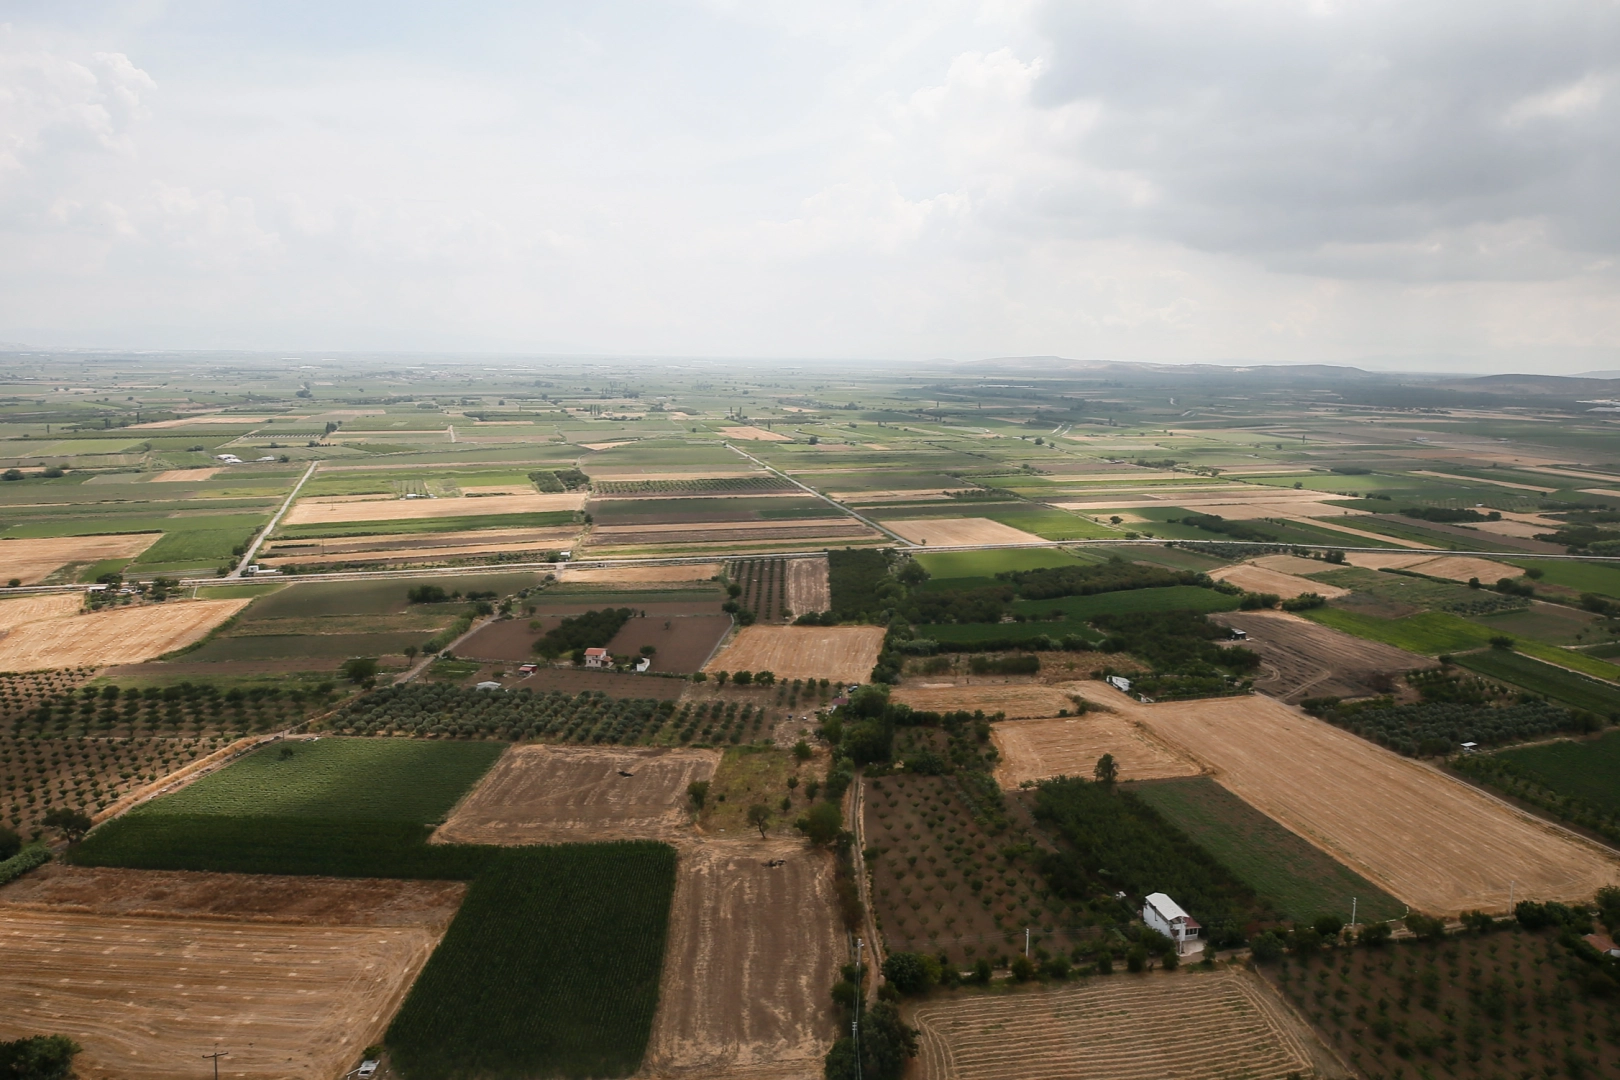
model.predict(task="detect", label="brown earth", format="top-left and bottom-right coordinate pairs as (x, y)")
top-left (1343, 551), bottom-right (1524, 582)
top-left (518, 666), bottom-right (693, 698)
top-left (458, 618), bottom-right (545, 662)
top-left (561, 563), bottom-right (721, 583)
top-left (705, 625), bottom-right (886, 684)
top-left (717, 426), bottom-right (793, 441)
top-left (1208, 609), bottom-right (1434, 701)
top-left (606, 615), bottom-right (733, 674)
top-left (151, 467), bottom-right (221, 482)
top-left (432, 744), bottom-right (720, 844)
top-left (880, 517), bottom-right (1046, 546)
top-left (0, 598), bottom-right (251, 669)
top-left (1250, 554), bottom-right (1342, 576)
top-left (100, 658), bottom-right (346, 676)
top-left (587, 521), bottom-right (878, 547)
top-left (0, 592), bottom-right (82, 630)
top-left (891, 683), bottom-right (1079, 719)
top-left (0, 533), bottom-right (162, 584)
top-left (0, 875), bottom-right (460, 1080)
top-left (282, 490), bottom-right (585, 526)
top-left (1209, 563), bottom-right (1349, 600)
top-left (1064, 683), bottom-right (1620, 914)
top-left (912, 969), bottom-right (1331, 1080)
top-left (992, 713), bottom-right (1202, 787)
top-left (639, 838), bottom-right (841, 1080)
top-left (785, 556), bottom-right (830, 615)
top-left (264, 525), bottom-right (578, 557)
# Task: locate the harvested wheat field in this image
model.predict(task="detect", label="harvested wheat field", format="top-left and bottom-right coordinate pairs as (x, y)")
top-left (705, 625), bottom-right (885, 684)
top-left (785, 556), bottom-right (830, 615)
top-left (913, 969), bottom-right (1331, 1080)
top-left (0, 592), bottom-right (82, 631)
top-left (1209, 562), bottom-right (1349, 600)
top-left (282, 490), bottom-right (585, 526)
top-left (1343, 551), bottom-right (1523, 582)
top-left (892, 683), bottom-right (1079, 720)
top-left (993, 713), bottom-right (1202, 787)
top-left (1065, 684), bottom-right (1620, 914)
top-left (0, 872), bottom-right (462, 1080)
top-left (641, 838), bottom-right (841, 1080)
top-left (433, 744), bottom-right (720, 844)
top-left (561, 563), bottom-right (721, 584)
top-left (0, 598), bottom-right (249, 669)
top-left (150, 467), bottom-right (221, 482)
top-left (718, 426), bottom-right (793, 442)
top-left (0, 533), bottom-right (162, 584)
top-left (1250, 554), bottom-right (1341, 576)
top-left (1209, 610), bottom-right (1433, 701)
top-left (880, 517), bottom-right (1045, 547)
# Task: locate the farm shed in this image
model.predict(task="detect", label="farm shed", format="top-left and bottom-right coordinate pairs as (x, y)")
top-left (1142, 892), bottom-right (1201, 954)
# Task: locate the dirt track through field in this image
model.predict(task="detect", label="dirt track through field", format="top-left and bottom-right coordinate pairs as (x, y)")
top-left (0, 872), bottom-right (461, 1080)
top-left (993, 713), bottom-right (1203, 787)
top-left (1064, 683), bottom-right (1620, 913)
top-left (433, 744), bottom-right (720, 844)
top-left (785, 556), bottom-right (830, 615)
top-left (640, 839), bottom-right (841, 1080)
top-left (1209, 610), bottom-right (1434, 701)
top-left (705, 625), bottom-right (885, 684)
top-left (913, 969), bottom-right (1325, 1080)
top-left (283, 490), bottom-right (585, 525)
top-left (0, 598), bottom-right (249, 669)
top-left (0, 533), bottom-right (162, 584)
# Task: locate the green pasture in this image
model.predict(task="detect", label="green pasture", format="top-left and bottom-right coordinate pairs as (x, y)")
top-left (914, 546), bottom-right (1082, 584)
top-left (1305, 607), bottom-right (1496, 655)
top-left (1453, 649), bottom-right (1620, 716)
top-left (921, 621), bottom-right (1097, 644)
top-left (243, 573), bottom-right (541, 619)
top-left (1129, 778), bottom-right (1404, 924)
top-left (1011, 585), bottom-right (1241, 620)
top-left (1470, 606), bottom-right (1605, 649)
top-left (1491, 730), bottom-right (1620, 815)
top-left (1507, 559), bottom-right (1620, 600)
top-left (136, 737), bottom-right (507, 823)
top-left (184, 631), bottom-right (431, 662)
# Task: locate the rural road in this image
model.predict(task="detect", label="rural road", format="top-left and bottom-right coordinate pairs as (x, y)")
top-left (722, 442), bottom-right (914, 547)
top-left (230, 459), bottom-right (318, 578)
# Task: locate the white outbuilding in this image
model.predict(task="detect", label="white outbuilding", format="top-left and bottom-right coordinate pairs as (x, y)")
top-left (1142, 892), bottom-right (1201, 954)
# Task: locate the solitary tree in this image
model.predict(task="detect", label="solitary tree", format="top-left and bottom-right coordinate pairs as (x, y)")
top-left (746, 803), bottom-right (772, 838)
top-left (42, 807), bottom-right (92, 842)
top-left (1094, 753), bottom-right (1119, 786)
top-left (687, 780), bottom-right (710, 811)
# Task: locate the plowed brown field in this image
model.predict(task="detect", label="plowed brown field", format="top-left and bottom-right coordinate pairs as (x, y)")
top-left (0, 533), bottom-right (161, 584)
top-left (1209, 610), bottom-right (1433, 701)
top-left (433, 744), bottom-right (720, 844)
top-left (561, 563), bottom-right (721, 583)
top-left (0, 598), bottom-right (250, 669)
top-left (718, 426), bottom-right (792, 441)
top-left (283, 490), bottom-right (585, 525)
top-left (1063, 683), bottom-right (1620, 913)
top-left (992, 713), bottom-right (1202, 787)
top-left (913, 969), bottom-right (1327, 1080)
top-left (0, 871), bottom-right (462, 1080)
top-left (705, 625), bottom-right (885, 684)
top-left (640, 839), bottom-right (840, 1080)
top-left (785, 556), bottom-right (830, 615)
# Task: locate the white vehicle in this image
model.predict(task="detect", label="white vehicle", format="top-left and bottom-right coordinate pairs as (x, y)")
top-left (355, 1062), bottom-right (379, 1079)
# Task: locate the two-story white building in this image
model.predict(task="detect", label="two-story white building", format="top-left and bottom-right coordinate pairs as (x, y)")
top-left (1142, 892), bottom-right (1201, 954)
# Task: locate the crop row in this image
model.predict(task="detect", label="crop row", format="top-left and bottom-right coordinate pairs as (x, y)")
top-left (1305, 698), bottom-right (1588, 757)
top-left (3, 733), bottom-right (231, 835)
top-left (727, 557), bottom-right (789, 620)
top-left (331, 683), bottom-right (678, 744)
top-left (592, 475), bottom-right (787, 495)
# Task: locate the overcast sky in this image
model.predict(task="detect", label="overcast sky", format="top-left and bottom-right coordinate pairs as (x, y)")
top-left (3, 1), bottom-right (1618, 372)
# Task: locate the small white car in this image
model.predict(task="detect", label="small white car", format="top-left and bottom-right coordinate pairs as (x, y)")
top-left (356, 1062), bottom-right (379, 1078)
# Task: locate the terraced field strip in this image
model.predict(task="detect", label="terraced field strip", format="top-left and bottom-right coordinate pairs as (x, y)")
top-left (913, 969), bottom-right (1315, 1080)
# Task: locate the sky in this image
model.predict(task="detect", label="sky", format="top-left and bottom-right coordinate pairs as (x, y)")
top-left (2, 1), bottom-right (1618, 373)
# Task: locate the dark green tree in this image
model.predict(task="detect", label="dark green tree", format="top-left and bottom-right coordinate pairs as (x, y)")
top-left (0, 1035), bottom-right (81, 1080)
top-left (41, 808), bottom-right (91, 842)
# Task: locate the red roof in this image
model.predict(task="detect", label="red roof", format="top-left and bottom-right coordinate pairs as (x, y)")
top-left (584, 647), bottom-right (609, 656)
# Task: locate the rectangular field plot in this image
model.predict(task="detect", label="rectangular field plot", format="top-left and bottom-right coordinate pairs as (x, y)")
top-left (432, 745), bottom-right (719, 844)
top-left (1454, 648), bottom-right (1620, 715)
top-left (880, 516), bottom-right (1046, 546)
top-left (137, 737), bottom-right (507, 823)
top-left (705, 625), bottom-right (886, 684)
top-left (1490, 729), bottom-right (1620, 814)
top-left (0, 598), bottom-right (249, 669)
top-left (283, 490), bottom-right (585, 525)
top-left (913, 970), bottom-right (1325, 1080)
top-left (1078, 687), bottom-right (1620, 913)
top-left (1130, 777), bottom-right (1405, 924)
top-left (641, 839), bottom-right (841, 1078)
top-left (0, 894), bottom-right (457, 1080)
top-left (0, 532), bottom-right (160, 583)
top-left (1207, 610), bottom-right (1434, 702)
top-left (993, 714), bottom-right (1203, 787)
top-left (893, 684), bottom-right (1081, 719)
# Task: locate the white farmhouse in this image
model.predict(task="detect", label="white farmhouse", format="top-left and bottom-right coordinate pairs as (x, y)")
top-left (1142, 892), bottom-right (1201, 954)
top-left (584, 647), bottom-right (611, 668)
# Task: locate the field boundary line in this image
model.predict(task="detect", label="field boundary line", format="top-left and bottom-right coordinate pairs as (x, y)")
top-left (232, 458), bottom-right (319, 577)
top-left (721, 442), bottom-right (913, 547)
top-left (89, 729), bottom-right (299, 826)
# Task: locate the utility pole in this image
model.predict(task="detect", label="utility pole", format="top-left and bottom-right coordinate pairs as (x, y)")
top-left (203, 1048), bottom-right (228, 1080)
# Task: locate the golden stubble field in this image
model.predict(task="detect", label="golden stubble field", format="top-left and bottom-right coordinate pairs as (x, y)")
top-left (0, 534), bottom-right (162, 584)
top-left (706, 625), bottom-right (886, 684)
top-left (282, 490), bottom-right (585, 526)
top-left (0, 866), bottom-right (464, 1080)
top-left (0, 598), bottom-right (249, 669)
top-left (1209, 562), bottom-right (1350, 600)
top-left (784, 556), bottom-right (830, 615)
top-left (992, 712), bottom-right (1203, 787)
top-left (879, 517), bottom-right (1045, 546)
top-left (1064, 683), bottom-right (1620, 914)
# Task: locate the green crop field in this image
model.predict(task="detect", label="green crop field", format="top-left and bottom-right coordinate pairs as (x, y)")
top-left (1129, 778), bottom-right (1404, 924)
top-left (1011, 584), bottom-right (1240, 620)
top-left (1512, 639), bottom-right (1620, 681)
top-left (1305, 607), bottom-right (1497, 654)
top-left (1508, 558), bottom-right (1620, 600)
top-left (135, 737), bottom-right (507, 822)
top-left (914, 546), bottom-right (1082, 585)
top-left (1490, 730), bottom-right (1620, 815)
top-left (1452, 649), bottom-right (1620, 716)
top-left (921, 620), bottom-right (1097, 644)
top-left (387, 842), bottom-right (677, 1080)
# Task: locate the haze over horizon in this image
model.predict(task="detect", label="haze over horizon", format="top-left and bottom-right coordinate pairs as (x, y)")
top-left (3, 1), bottom-right (1618, 373)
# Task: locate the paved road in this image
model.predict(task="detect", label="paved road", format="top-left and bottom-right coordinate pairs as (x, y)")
top-left (230, 460), bottom-right (318, 578)
top-left (722, 442), bottom-right (914, 546)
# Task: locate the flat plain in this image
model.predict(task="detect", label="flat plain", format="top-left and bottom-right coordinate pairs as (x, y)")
top-left (0, 598), bottom-right (250, 669)
top-left (992, 712), bottom-right (1203, 787)
top-left (0, 533), bottom-right (162, 583)
top-left (705, 625), bottom-right (886, 683)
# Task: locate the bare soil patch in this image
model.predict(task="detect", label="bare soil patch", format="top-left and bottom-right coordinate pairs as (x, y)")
top-left (705, 625), bottom-right (886, 684)
top-left (0, 592), bottom-right (82, 631)
top-left (151, 467), bottom-right (221, 482)
top-left (561, 563), bottom-right (721, 583)
top-left (433, 744), bottom-right (720, 844)
top-left (588, 520), bottom-right (878, 548)
top-left (0, 534), bottom-right (161, 584)
top-left (1066, 684), bottom-right (1620, 914)
top-left (1210, 563), bottom-right (1350, 600)
top-left (0, 887), bottom-right (457, 1080)
top-left (606, 615), bottom-right (733, 674)
top-left (785, 556), bottom-right (830, 615)
top-left (1343, 551), bottom-right (1525, 583)
top-left (881, 517), bottom-right (1046, 546)
top-left (283, 490), bottom-right (585, 526)
top-left (718, 426), bottom-right (793, 441)
top-left (1209, 609), bottom-right (1433, 701)
top-left (993, 713), bottom-right (1202, 787)
top-left (0, 598), bottom-right (250, 669)
top-left (912, 969), bottom-right (1328, 1080)
top-left (640, 838), bottom-right (840, 1080)
top-left (891, 683), bottom-right (1078, 719)
top-left (1251, 554), bottom-right (1341, 576)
